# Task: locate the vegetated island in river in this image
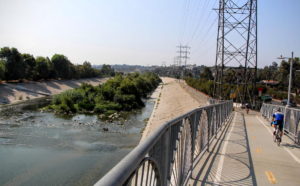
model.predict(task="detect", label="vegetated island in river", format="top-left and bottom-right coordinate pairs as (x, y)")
top-left (43, 72), bottom-right (161, 120)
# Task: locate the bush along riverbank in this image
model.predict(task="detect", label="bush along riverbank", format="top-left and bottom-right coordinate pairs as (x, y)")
top-left (44, 72), bottom-right (161, 120)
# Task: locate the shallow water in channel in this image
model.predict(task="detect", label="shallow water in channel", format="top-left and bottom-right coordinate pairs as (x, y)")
top-left (0, 98), bottom-right (154, 186)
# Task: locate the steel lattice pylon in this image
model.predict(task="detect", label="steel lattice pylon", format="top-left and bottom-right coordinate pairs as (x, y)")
top-left (213, 0), bottom-right (257, 105)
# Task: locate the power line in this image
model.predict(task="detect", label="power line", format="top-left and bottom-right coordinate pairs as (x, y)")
top-left (186, 0), bottom-right (211, 44)
top-left (192, 16), bottom-right (218, 55)
top-left (184, 0), bottom-right (207, 42)
top-left (187, 0), bottom-right (218, 45)
top-left (178, 0), bottom-right (192, 44)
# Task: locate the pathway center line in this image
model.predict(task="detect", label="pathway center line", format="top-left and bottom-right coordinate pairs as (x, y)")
top-left (213, 112), bottom-right (237, 184)
top-left (265, 171), bottom-right (277, 184)
top-left (256, 116), bottom-right (300, 164)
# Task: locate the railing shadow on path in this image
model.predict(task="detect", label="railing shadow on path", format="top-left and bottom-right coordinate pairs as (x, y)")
top-left (190, 112), bottom-right (257, 186)
top-left (189, 114), bottom-right (233, 186)
top-left (281, 142), bottom-right (300, 149)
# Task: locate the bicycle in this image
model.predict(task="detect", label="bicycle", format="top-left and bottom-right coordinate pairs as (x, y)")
top-left (273, 124), bottom-right (282, 146)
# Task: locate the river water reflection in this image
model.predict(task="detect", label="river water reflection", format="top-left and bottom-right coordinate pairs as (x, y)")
top-left (0, 98), bottom-right (154, 186)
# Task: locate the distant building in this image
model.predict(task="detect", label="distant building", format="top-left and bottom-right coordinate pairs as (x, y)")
top-left (260, 80), bottom-right (279, 86)
top-left (185, 64), bottom-right (196, 70)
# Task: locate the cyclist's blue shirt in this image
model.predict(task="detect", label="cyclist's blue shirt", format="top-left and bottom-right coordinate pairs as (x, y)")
top-left (273, 112), bottom-right (284, 121)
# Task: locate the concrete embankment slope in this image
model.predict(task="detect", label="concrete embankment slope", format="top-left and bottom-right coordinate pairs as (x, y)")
top-left (141, 77), bottom-right (209, 141)
top-left (0, 78), bottom-right (107, 105)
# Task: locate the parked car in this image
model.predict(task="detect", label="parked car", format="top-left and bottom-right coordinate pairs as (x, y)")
top-left (261, 95), bottom-right (272, 102)
top-left (281, 99), bottom-right (297, 107)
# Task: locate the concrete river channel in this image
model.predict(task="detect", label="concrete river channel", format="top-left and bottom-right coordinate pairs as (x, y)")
top-left (0, 97), bottom-right (155, 186)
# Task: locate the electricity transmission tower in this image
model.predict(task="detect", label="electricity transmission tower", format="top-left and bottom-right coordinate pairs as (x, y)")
top-left (177, 45), bottom-right (190, 67)
top-left (173, 56), bottom-right (180, 66)
top-left (177, 45), bottom-right (190, 78)
top-left (213, 0), bottom-right (257, 105)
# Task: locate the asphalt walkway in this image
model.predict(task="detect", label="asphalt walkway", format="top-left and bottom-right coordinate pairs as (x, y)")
top-left (189, 109), bottom-right (300, 186)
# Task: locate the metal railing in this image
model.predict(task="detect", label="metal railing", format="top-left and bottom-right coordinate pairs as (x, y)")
top-left (260, 103), bottom-right (300, 144)
top-left (95, 101), bottom-right (233, 186)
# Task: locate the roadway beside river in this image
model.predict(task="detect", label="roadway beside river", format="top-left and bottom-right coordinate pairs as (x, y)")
top-left (141, 77), bottom-right (210, 141)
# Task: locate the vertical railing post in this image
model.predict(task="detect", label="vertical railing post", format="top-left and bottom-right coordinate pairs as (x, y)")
top-left (215, 105), bottom-right (219, 139)
top-left (161, 128), bottom-right (171, 186)
top-left (207, 109), bottom-right (211, 152)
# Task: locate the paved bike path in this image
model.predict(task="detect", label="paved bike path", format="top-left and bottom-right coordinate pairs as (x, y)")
top-left (248, 112), bottom-right (300, 185)
top-left (189, 110), bottom-right (300, 185)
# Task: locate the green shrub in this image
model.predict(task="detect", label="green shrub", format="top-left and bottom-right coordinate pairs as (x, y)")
top-left (46, 72), bottom-right (161, 116)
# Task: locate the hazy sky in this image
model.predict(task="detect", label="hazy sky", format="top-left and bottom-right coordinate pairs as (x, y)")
top-left (0, 0), bottom-right (299, 67)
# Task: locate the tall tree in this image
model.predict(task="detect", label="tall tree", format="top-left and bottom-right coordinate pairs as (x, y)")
top-left (0, 59), bottom-right (5, 80)
top-left (81, 61), bottom-right (95, 78)
top-left (51, 54), bottom-right (72, 79)
top-left (201, 67), bottom-right (213, 80)
top-left (35, 57), bottom-right (50, 79)
top-left (224, 69), bottom-right (237, 84)
top-left (0, 47), bottom-right (25, 80)
top-left (101, 64), bottom-right (115, 76)
top-left (292, 58), bottom-right (300, 96)
top-left (23, 53), bottom-right (36, 80)
top-left (278, 60), bottom-right (291, 89)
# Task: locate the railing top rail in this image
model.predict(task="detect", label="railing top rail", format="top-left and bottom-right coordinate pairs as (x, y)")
top-left (95, 101), bottom-right (232, 186)
top-left (262, 103), bottom-right (300, 111)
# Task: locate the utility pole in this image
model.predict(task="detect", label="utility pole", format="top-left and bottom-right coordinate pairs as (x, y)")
top-left (214, 0), bottom-right (257, 105)
top-left (177, 45), bottom-right (190, 78)
top-left (288, 52), bottom-right (294, 107)
top-left (278, 52), bottom-right (294, 107)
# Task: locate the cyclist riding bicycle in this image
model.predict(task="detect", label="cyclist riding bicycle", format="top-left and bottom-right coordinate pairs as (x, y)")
top-left (245, 103), bottom-right (250, 114)
top-left (272, 108), bottom-right (284, 138)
